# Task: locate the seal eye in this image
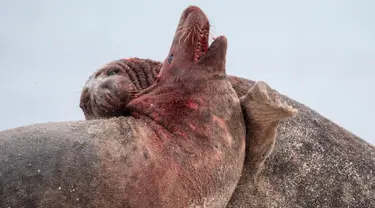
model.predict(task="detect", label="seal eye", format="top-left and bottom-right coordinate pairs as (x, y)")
top-left (167, 54), bottom-right (174, 63)
top-left (107, 69), bottom-right (119, 76)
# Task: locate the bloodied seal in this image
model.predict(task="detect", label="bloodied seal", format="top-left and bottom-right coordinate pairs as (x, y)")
top-left (0, 6), bottom-right (248, 208)
top-left (81, 5), bottom-right (248, 207)
top-left (80, 8), bottom-right (299, 208)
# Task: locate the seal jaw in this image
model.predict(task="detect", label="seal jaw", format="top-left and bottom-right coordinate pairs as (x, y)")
top-left (198, 36), bottom-right (228, 72)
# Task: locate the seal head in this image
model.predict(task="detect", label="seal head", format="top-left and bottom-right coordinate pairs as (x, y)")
top-left (80, 58), bottom-right (161, 119)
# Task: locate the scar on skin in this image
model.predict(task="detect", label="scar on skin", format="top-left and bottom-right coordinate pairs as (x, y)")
top-left (188, 123), bottom-right (196, 131)
top-left (212, 115), bottom-right (226, 130)
top-left (187, 100), bottom-right (199, 110)
top-left (212, 115), bottom-right (232, 145)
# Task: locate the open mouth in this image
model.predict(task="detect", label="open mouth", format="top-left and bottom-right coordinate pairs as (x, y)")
top-left (194, 25), bottom-right (210, 61)
top-left (176, 6), bottom-right (213, 62)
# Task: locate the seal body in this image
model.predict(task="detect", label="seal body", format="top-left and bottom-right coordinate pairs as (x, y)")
top-left (0, 6), bottom-right (246, 208)
top-left (80, 58), bottom-right (161, 119)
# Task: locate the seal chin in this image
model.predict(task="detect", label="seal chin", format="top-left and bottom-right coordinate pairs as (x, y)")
top-left (198, 36), bottom-right (228, 69)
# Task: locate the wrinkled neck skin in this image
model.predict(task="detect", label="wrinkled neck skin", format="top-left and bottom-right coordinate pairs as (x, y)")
top-left (127, 67), bottom-right (220, 138)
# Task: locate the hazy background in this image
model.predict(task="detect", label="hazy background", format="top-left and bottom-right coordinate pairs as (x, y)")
top-left (0, 0), bottom-right (374, 144)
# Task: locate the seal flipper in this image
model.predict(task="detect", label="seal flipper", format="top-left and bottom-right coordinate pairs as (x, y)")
top-left (239, 81), bottom-right (298, 183)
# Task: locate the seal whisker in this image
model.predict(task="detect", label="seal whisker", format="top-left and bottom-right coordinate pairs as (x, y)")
top-left (178, 27), bottom-right (188, 45)
top-left (193, 24), bottom-right (201, 44)
top-left (191, 26), bottom-right (196, 45)
top-left (209, 29), bottom-right (217, 45)
top-left (175, 26), bottom-right (185, 37)
top-left (184, 28), bottom-right (192, 44)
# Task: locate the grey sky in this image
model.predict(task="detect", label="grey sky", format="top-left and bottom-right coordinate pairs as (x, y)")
top-left (0, 0), bottom-right (374, 144)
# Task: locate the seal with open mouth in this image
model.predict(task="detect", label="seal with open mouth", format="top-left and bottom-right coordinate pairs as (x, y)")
top-left (83, 6), bottom-right (247, 207)
top-left (0, 5), bottom-right (247, 208)
top-left (80, 5), bottom-right (299, 208)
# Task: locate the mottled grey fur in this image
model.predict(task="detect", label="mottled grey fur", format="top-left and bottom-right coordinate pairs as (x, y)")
top-left (228, 77), bottom-right (375, 208)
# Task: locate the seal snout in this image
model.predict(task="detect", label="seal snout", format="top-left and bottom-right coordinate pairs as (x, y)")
top-left (97, 78), bottom-right (136, 108)
top-left (174, 6), bottom-right (210, 62)
top-left (80, 69), bottom-right (139, 119)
